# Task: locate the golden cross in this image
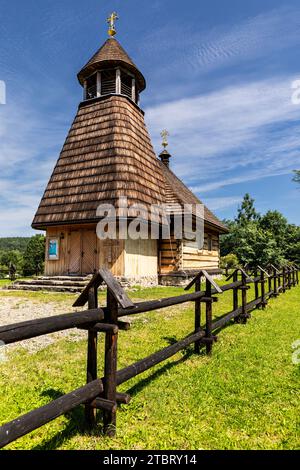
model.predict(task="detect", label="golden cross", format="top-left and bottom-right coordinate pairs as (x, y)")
top-left (107, 12), bottom-right (119, 37)
top-left (161, 130), bottom-right (170, 149)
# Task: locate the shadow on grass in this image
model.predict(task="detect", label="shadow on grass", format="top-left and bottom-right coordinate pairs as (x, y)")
top-left (125, 337), bottom-right (197, 398)
top-left (32, 389), bottom-right (104, 450)
top-left (32, 339), bottom-right (196, 450)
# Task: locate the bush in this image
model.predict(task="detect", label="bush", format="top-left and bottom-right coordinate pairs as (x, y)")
top-left (220, 254), bottom-right (239, 275)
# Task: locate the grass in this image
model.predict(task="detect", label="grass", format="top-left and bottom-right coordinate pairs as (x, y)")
top-left (0, 282), bottom-right (299, 450)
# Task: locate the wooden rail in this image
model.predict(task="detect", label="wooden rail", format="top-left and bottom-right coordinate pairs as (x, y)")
top-left (0, 264), bottom-right (298, 448)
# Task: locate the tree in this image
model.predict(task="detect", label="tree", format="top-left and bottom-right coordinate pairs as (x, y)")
top-left (0, 250), bottom-right (23, 272)
top-left (293, 170), bottom-right (300, 184)
top-left (233, 224), bottom-right (285, 268)
top-left (22, 235), bottom-right (45, 276)
top-left (220, 254), bottom-right (239, 276)
top-left (259, 211), bottom-right (288, 252)
top-left (236, 193), bottom-right (260, 226)
top-left (219, 193), bottom-right (293, 268)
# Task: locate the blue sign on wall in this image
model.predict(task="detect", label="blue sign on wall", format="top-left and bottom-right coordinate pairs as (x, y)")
top-left (48, 238), bottom-right (59, 260)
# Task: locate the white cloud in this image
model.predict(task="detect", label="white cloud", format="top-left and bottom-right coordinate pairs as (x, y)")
top-left (200, 196), bottom-right (242, 211)
top-left (140, 6), bottom-right (300, 78)
top-left (145, 76), bottom-right (300, 192)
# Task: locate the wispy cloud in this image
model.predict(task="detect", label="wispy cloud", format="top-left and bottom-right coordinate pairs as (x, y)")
top-left (188, 7), bottom-right (300, 72)
top-left (141, 6), bottom-right (300, 77)
top-left (201, 196), bottom-right (242, 211)
top-left (145, 76), bottom-right (300, 193)
top-left (0, 90), bottom-right (70, 236)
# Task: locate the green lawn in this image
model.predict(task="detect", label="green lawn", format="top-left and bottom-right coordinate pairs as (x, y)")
top-left (0, 282), bottom-right (299, 450)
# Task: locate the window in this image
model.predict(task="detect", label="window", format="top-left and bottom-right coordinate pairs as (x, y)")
top-left (101, 70), bottom-right (117, 95)
top-left (86, 74), bottom-right (97, 100)
top-left (121, 71), bottom-right (133, 99)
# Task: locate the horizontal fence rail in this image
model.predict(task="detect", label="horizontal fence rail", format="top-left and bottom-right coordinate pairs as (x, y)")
top-left (0, 264), bottom-right (298, 448)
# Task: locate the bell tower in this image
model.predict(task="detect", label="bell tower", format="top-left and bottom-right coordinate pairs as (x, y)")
top-left (77, 13), bottom-right (146, 105)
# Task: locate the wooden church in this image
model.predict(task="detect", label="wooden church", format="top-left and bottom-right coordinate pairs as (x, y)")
top-left (32, 14), bottom-right (228, 285)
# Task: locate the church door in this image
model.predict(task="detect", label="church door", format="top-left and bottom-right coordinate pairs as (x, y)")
top-left (68, 231), bottom-right (82, 274)
top-left (82, 230), bottom-right (97, 274)
top-left (68, 229), bottom-right (98, 275)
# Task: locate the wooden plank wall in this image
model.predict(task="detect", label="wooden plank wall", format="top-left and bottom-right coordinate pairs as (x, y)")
top-left (45, 227), bottom-right (69, 276)
top-left (182, 231), bottom-right (219, 271)
top-left (125, 239), bottom-right (157, 276)
top-left (159, 237), bottom-right (182, 274)
top-left (159, 231), bottom-right (220, 274)
top-left (99, 239), bottom-right (125, 276)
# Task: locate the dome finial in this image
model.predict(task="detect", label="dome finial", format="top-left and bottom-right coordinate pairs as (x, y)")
top-left (161, 129), bottom-right (169, 150)
top-left (107, 12), bottom-right (119, 37)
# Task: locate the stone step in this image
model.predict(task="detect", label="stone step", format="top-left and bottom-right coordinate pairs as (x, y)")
top-left (39, 276), bottom-right (92, 282)
top-left (16, 279), bottom-right (89, 287)
top-left (7, 284), bottom-right (84, 293)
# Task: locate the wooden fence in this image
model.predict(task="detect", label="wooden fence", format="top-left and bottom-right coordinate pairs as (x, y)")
top-left (0, 264), bottom-right (298, 448)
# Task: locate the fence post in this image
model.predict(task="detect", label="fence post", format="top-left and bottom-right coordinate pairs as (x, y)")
top-left (268, 267), bottom-right (273, 296)
top-left (233, 270), bottom-right (239, 322)
top-left (240, 271), bottom-right (250, 323)
top-left (85, 286), bottom-right (98, 428)
top-left (292, 266), bottom-right (296, 287)
top-left (273, 266), bottom-right (278, 297)
top-left (103, 288), bottom-right (118, 436)
top-left (254, 268), bottom-right (260, 307)
top-left (194, 277), bottom-right (202, 354)
top-left (260, 269), bottom-right (267, 309)
top-left (296, 266), bottom-right (299, 285)
top-left (277, 267), bottom-right (281, 294)
top-left (282, 267), bottom-right (286, 293)
top-left (205, 279), bottom-right (213, 356)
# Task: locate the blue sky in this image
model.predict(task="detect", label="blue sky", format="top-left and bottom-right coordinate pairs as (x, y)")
top-left (0, 0), bottom-right (300, 236)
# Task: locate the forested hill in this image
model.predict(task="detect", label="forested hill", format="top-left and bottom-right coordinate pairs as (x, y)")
top-left (0, 238), bottom-right (31, 253)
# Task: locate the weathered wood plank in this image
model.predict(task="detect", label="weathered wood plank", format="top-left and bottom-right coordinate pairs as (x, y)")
top-left (0, 308), bottom-right (105, 345)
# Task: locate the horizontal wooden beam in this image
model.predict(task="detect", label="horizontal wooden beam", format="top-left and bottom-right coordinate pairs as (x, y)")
top-left (116, 329), bottom-right (206, 385)
top-left (0, 309), bottom-right (105, 345)
top-left (0, 379), bottom-right (103, 449)
top-left (78, 322), bottom-right (118, 334)
top-left (90, 397), bottom-right (117, 413)
top-left (212, 297), bottom-right (262, 331)
top-left (116, 392), bottom-right (131, 405)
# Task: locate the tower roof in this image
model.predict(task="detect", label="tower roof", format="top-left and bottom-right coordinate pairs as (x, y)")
top-left (32, 96), bottom-right (165, 229)
top-left (78, 38), bottom-right (146, 91)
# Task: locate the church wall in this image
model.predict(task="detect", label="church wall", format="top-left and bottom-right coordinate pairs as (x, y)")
top-left (182, 230), bottom-right (220, 271)
top-left (158, 229), bottom-right (220, 274)
top-left (124, 238), bottom-right (158, 277)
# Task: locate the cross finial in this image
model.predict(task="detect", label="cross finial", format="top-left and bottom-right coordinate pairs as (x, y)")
top-left (107, 12), bottom-right (119, 37)
top-left (161, 130), bottom-right (169, 149)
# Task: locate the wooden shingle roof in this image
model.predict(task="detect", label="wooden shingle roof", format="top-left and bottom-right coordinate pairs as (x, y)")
top-left (158, 161), bottom-right (229, 233)
top-left (32, 96), bottom-right (165, 229)
top-left (78, 38), bottom-right (146, 91)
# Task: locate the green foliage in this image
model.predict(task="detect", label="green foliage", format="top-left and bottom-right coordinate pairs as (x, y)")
top-left (0, 250), bottom-right (23, 270)
top-left (221, 194), bottom-right (300, 267)
top-left (22, 235), bottom-right (45, 276)
top-left (0, 238), bottom-right (30, 253)
top-left (220, 254), bottom-right (239, 272)
top-left (236, 193), bottom-right (260, 226)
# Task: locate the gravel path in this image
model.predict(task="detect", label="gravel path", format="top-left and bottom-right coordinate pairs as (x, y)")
top-left (0, 297), bottom-right (86, 355)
